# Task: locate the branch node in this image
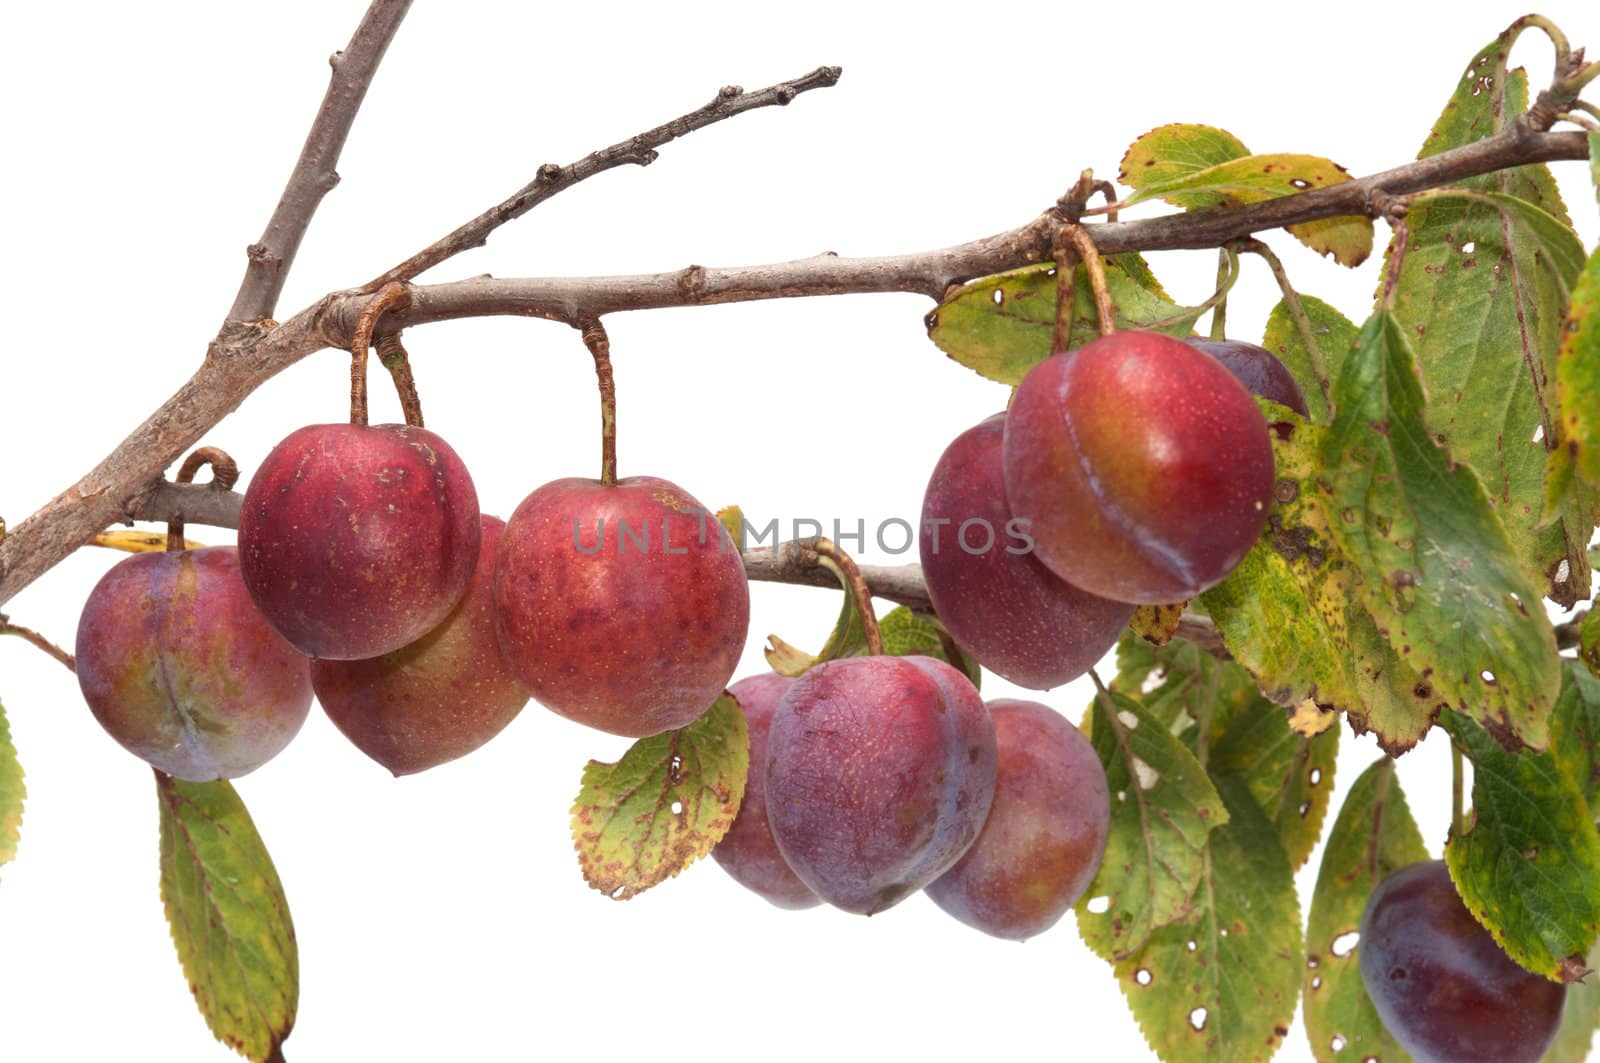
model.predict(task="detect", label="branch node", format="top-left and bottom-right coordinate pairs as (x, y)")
top-left (676, 264), bottom-right (709, 301)
top-left (719, 84), bottom-right (744, 99)
top-left (537, 162), bottom-right (563, 182)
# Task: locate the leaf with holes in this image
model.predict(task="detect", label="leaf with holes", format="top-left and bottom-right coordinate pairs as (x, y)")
top-left (1322, 311), bottom-right (1559, 748)
top-left (1545, 939), bottom-right (1600, 1063)
top-left (763, 555), bottom-right (869, 676)
top-left (571, 692), bottom-right (747, 900)
top-left (1076, 687), bottom-right (1229, 961)
top-left (876, 606), bottom-right (980, 687)
top-left (1118, 123), bottom-right (1370, 266)
top-left (1442, 710), bottom-right (1600, 982)
top-left (1384, 32), bottom-right (1592, 607)
top-left (1108, 634), bottom-right (1258, 733)
top-left (1110, 779), bottom-right (1302, 1063)
top-left (157, 772), bottom-right (297, 1063)
top-left (0, 698), bottom-right (22, 870)
top-left (1261, 294), bottom-right (1360, 425)
top-left (1552, 247), bottom-right (1600, 513)
top-left (1198, 412), bottom-right (1440, 753)
top-left (1303, 758), bottom-right (1429, 1063)
top-left (925, 256), bottom-right (1200, 385)
top-left (1208, 698), bottom-right (1339, 872)
top-left (1550, 663), bottom-right (1600, 810)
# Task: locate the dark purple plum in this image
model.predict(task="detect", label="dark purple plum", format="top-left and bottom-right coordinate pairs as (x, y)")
top-left (1002, 330), bottom-right (1275, 604)
top-left (925, 699), bottom-right (1108, 940)
top-left (312, 515), bottom-right (529, 776)
top-left (1358, 860), bottom-right (1566, 1063)
top-left (920, 413), bottom-right (1133, 689)
top-left (493, 475), bottom-right (749, 739)
top-left (1189, 339), bottom-right (1309, 417)
top-left (75, 546), bottom-right (313, 781)
top-left (765, 655), bottom-right (998, 915)
top-left (238, 423), bottom-right (481, 660)
top-left (711, 672), bottom-right (820, 910)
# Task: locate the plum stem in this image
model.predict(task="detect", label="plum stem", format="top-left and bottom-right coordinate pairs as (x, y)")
top-left (1067, 225), bottom-right (1115, 338)
top-left (0, 616), bottom-right (75, 673)
top-left (811, 538), bottom-right (883, 656)
top-left (1451, 741), bottom-right (1466, 837)
top-left (348, 281), bottom-right (410, 426)
top-left (166, 447), bottom-right (239, 552)
top-left (1208, 248), bottom-right (1230, 341)
top-left (376, 332), bottom-right (425, 427)
top-left (579, 317), bottom-right (618, 486)
top-left (1235, 238), bottom-right (1331, 418)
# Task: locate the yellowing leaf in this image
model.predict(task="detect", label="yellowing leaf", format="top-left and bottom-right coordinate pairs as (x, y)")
top-left (91, 530), bottom-right (204, 552)
top-left (157, 772), bottom-right (297, 1063)
top-left (571, 692), bottom-right (747, 900)
top-left (1119, 123), bottom-right (1249, 195)
top-left (1555, 248), bottom-right (1600, 507)
top-left (1129, 602), bottom-right (1184, 646)
top-left (0, 698), bottom-right (23, 869)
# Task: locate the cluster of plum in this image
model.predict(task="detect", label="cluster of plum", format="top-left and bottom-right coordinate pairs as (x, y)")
top-left (73, 420), bottom-right (752, 781)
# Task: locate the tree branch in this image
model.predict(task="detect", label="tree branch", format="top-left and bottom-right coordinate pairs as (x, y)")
top-left (223, 0), bottom-right (412, 330)
top-left (363, 65), bottom-right (843, 290)
top-left (0, 111), bottom-right (1589, 608)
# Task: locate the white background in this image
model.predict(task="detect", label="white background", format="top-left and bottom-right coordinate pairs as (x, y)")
top-left (1, 2), bottom-right (1597, 1060)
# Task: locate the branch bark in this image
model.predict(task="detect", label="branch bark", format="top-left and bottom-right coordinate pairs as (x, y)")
top-left (224, 1), bottom-right (412, 330)
top-left (0, 106), bottom-right (1590, 608)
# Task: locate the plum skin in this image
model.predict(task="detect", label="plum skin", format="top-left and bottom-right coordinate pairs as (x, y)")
top-left (1002, 330), bottom-right (1275, 604)
top-left (493, 475), bottom-right (750, 739)
top-left (238, 422), bottom-right (481, 661)
top-left (925, 699), bottom-right (1109, 940)
top-left (1358, 859), bottom-right (1566, 1063)
top-left (75, 546), bottom-right (313, 781)
top-left (312, 515), bottom-right (529, 776)
top-left (711, 672), bottom-right (821, 910)
top-left (1189, 339), bottom-right (1309, 417)
top-left (920, 413), bottom-right (1133, 689)
top-left (765, 655), bottom-right (998, 916)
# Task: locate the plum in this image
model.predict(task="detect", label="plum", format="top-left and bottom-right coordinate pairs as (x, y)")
top-left (75, 546), bottom-right (313, 781)
top-left (1358, 859), bottom-right (1566, 1063)
top-left (711, 672), bottom-right (821, 910)
top-left (920, 413), bottom-right (1133, 689)
top-left (1002, 330), bottom-right (1274, 604)
top-left (1189, 338), bottom-right (1309, 417)
top-left (925, 699), bottom-right (1108, 940)
top-left (312, 515), bottom-right (529, 775)
top-left (493, 475), bottom-right (749, 739)
top-left (765, 654), bottom-right (998, 916)
top-left (238, 423), bottom-right (481, 660)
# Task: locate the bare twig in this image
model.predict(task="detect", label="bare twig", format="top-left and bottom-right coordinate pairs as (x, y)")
top-left (0, 617), bottom-right (76, 673)
top-left (223, 0), bottom-right (412, 330)
top-left (364, 66), bottom-right (843, 290)
top-left (0, 121), bottom-right (1590, 608)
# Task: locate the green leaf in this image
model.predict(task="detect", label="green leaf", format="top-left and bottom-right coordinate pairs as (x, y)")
top-left (1442, 710), bottom-right (1600, 982)
top-left (1076, 687), bottom-right (1229, 961)
top-left (1303, 759), bottom-right (1429, 1063)
top-left (1589, 130), bottom-right (1599, 212)
top-left (1554, 248), bottom-right (1600, 508)
top-left (876, 606), bottom-right (980, 688)
top-left (1118, 123), bottom-right (1370, 266)
top-left (1261, 294), bottom-right (1360, 425)
top-left (763, 555), bottom-right (869, 676)
top-left (1549, 663), bottom-right (1600, 809)
top-left (571, 692), bottom-right (747, 900)
top-left (1108, 634), bottom-right (1256, 733)
top-left (157, 773), bottom-right (297, 1063)
top-left (1581, 607), bottom-right (1600, 680)
top-left (0, 698), bottom-right (22, 869)
top-left (1209, 699), bottom-right (1339, 871)
top-left (1322, 311), bottom-right (1559, 748)
top-left (1386, 32), bottom-right (1592, 607)
top-left (1199, 413), bottom-right (1438, 753)
top-left (1544, 940), bottom-right (1600, 1062)
top-left (925, 256), bottom-right (1200, 385)
top-left (1111, 779), bottom-right (1302, 1063)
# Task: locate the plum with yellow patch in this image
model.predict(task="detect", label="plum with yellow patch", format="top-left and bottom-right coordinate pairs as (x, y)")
top-left (493, 476), bottom-right (749, 738)
top-left (75, 546), bottom-right (313, 781)
top-left (238, 422), bottom-right (481, 660)
top-left (312, 515), bottom-right (529, 775)
top-left (1003, 330), bottom-right (1274, 604)
top-left (764, 655), bottom-right (998, 915)
top-left (925, 699), bottom-right (1109, 940)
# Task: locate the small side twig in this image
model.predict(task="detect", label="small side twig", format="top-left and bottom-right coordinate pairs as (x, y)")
top-left (363, 65), bottom-right (843, 289)
top-left (0, 617), bottom-right (75, 674)
top-left (223, 0), bottom-right (413, 329)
